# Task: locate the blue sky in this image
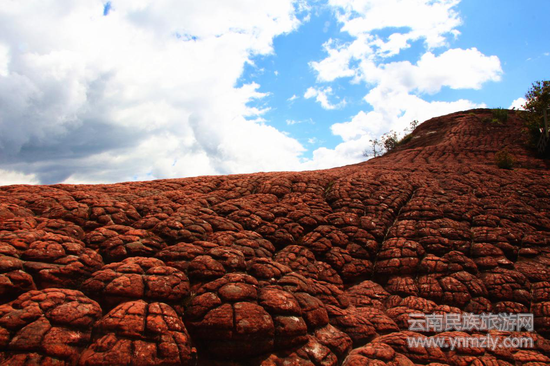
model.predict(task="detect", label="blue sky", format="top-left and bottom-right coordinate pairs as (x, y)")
top-left (0, 0), bottom-right (548, 185)
top-left (238, 0), bottom-right (549, 158)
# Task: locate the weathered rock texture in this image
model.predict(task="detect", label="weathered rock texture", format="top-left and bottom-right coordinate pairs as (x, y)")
top-left (0, 109), bottom-right (549, 365)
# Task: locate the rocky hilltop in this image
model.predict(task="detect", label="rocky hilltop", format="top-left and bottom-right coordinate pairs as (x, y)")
top-left (0, 109), bottom-right (549, 365)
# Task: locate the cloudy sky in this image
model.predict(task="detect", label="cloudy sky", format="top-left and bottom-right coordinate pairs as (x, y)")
top-left (0, 0), bottom-right (548, 185)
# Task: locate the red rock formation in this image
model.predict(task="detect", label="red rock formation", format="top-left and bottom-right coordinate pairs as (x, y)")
top-left (0, 109), bottom-right (549, 364)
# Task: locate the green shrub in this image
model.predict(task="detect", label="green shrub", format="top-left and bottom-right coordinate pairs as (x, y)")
top-left (325, 180), bottom-right (335, 196)
top-left (398, 133), bottom-right (413, 146)
top-left (521, 80), bottom-right (550, 149)
top-left (381, 131), bottom-right (398, 152)
top-left (524, 80), bottom-right (550, 113)
top-left (363, 119), bottom-right (420, 157)
top-left (491, 108), bottom-right (508, 124)
top-left (495, 148), bottom-right (515, 169)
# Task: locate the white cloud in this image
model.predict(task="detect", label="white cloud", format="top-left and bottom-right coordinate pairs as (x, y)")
top-left (355, 48), bottom-right (502, 95)
top-left (0, 0), bottom-right (307, 184)
top-left (330, 110), bottom-right (385, 142)
top-left (509, 97), bottom-right (526, 110)
top-left (0, 169), bottom-right (39, 186)
top-left (302, 133), bottom-right (372, 170)
top-left (0, 43), bottom-right (9, 77)
top-left (304, 87), bottom-right (318, 98)
top-left (304, 86), bottom-right (346, 110)
top-left (302, 0), bottom-right (498, 171)
top-left (413, 48), bottom-right (501, 92)
top-left (312, 0), bottom-right (465, 82)
top-left (328, 0), bottom-right (462, 49)
top-left (286, 118), bottom-right (314, 126)
top-left (309, 37), bottom-right (368, 82)
top-left (287, 94), bottom-right (299, 101)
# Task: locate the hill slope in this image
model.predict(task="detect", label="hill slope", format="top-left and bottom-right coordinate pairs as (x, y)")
top-left (0, 109), bottom-right (549, 365)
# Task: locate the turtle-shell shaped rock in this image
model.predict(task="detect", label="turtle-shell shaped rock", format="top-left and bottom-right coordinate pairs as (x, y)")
top-left (155, 241), bottom-right (218, 272)
top-left (0, 217), bottom-right (37, 231)
top-left (85, 225), bottom-right (166, 262)
top-left (1, 231), bottom-right (104, 290)
top-left (259, 335), bottom-right (339, 366)
top-left (0, 203), bottom-right (34, 220)
top-left (277, 272), bottom-right (349, 309)
top-left (326, 305), bottom-right (376, 346)
top-left (209, 230), bottom-right (276, 260)
top-left (355, 306), bottom-right (400, 335)
top-left (416, 270), bottom-right (488, 307)
top-left (187, 246), bottom-right (247, 281)
top-left (370, 331), bottom-right (447, 364)
top-left (246, 257), bottom-right (292, 283)
top-left (36, 218), bottom-right (85, 240)
top-left (347, 280), bottom-right (391, 310)
top-left (81, 257), bottom-right (190, 309)
top-left (155, 241), bottom-right (246, 281)
top-left (0, 289), bottom-right (101, 365)
top-left (152, 213), bottom-right (212, 244)
top-left (79, 300), bottom-right (195, 365)
top-left (342, 342), bottom-right (414, 366)
top-left (185, 273), bottom-right (308, 360)
top-left (480, 268), bottom-right (532, 305)
top-left (0, 248), bottom-right (36, 301)
top-left (374, 238), bottom-right (425, 275)
top-left (323, 247), bottom-right (372, 282)
top-left (301, 225), bottom-right (348, 255)
top-left (274, 245), bottom-right (343, 287)
top-left (78, 198), bottom-right (141, 230)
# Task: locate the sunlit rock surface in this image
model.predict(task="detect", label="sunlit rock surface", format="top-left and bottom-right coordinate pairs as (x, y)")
top-left (1, 109), bottom-right (549, 365)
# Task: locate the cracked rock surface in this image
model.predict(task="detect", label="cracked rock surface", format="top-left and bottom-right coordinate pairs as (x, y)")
top-left (0, 109), bottom-right (550, 365)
